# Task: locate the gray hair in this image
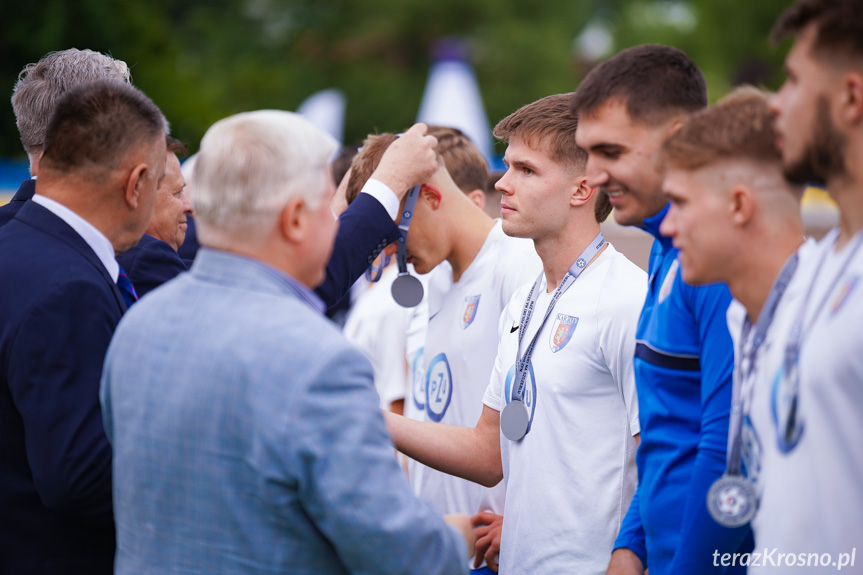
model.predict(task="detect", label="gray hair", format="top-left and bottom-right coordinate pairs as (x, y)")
top-left (11, 48), bottom-right (131, 158)
top-left (193, 110), bottom-right (338, 246)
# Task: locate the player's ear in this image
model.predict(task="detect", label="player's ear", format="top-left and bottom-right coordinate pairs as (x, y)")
top-left (729, 184), bottom-right (755, 227)
top-left (570, 175), bottom-right (595, 208)
top-left (420, 183), bottom-right (443, 210)
top-left (466, 189), bottom-right (485, 210)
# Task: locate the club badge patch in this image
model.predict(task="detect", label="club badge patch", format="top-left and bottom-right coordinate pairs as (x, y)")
top-left (425, 353), bottom-right (453, 422)
top-left (831, 275), bottom-right (859, 315)
top-left (658, 259), bottom-right (679, 304)
top-left (549, 314), bottom-right (578, 353)
top-left (460, 295), bottom-right (481, 329)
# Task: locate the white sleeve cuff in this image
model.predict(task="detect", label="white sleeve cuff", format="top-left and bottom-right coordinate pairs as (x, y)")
top-left (360, 178), bottom-right (400, 221)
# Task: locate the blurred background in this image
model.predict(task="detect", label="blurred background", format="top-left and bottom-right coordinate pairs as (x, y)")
top-left (1, 0), bottom-right (835, 267)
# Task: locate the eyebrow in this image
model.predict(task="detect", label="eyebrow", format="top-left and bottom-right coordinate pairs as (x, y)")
top-left (587, 142), bottom-right (626, 154)
top-left (504, 157), bottom-right (540, 171)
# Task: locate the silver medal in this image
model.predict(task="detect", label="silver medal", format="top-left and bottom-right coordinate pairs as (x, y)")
top-left (501, 400), bottom-right (530, 441)
top-left (707, 474), bottom-right (757, 527)
top-left (391, 273), bottom-right (424, 308)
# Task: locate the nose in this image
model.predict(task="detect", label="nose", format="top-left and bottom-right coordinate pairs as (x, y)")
top-left (495, 169), bottom-right (514, 196)
top-left (383, 242), bottom-right (398, 257)
top-left (584, 156), bottom-right (610, 189)
top-left (767, 84), bottom-right (786, 119)
top-left (659, 204), bottom-right (677, 238)
top-left (181, 191), bottom-right (194, 216)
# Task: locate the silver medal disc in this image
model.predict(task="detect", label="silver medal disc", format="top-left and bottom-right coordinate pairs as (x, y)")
top-left (501, 400), bottom-right (530, 441)
top-left (391, 273), bottom-right (424, 308)
top-left (707, 474), bottom-right (758, 527)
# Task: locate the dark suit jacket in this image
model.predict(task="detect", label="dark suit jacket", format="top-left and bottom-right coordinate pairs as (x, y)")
top-left (0, 178), bottom-right (36, 228)
top-left (176, 214), bottom-right (200, 262)
top-left (0, 201), bottom-right (123, 574)
top-left (317, 192), bottom-right (400, 309)
top-left (117, 233), bottom-right (188, 298)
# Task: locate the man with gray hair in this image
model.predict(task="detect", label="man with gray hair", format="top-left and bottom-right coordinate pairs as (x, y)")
top-left (0, 48), bottom-right (130, 227)
top-left (100, 111), bottom-right (475, 574)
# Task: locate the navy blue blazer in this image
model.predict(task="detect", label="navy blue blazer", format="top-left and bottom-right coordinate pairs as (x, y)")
top-left (176, 214), bottom-right (200, 262)
top-left (317, 192), bottom-right (399, 309)
top-left (117, 233), bottom-right (188, 298)
top-left (0, 178), bottom-right (36, 228)
top-left (0, 201), bottom-right (123, 574)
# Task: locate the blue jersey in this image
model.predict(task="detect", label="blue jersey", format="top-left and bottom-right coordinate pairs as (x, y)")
top-left (614, 205), bottom-right (752, 573)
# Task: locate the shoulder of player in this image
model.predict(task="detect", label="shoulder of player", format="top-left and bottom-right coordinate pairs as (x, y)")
top-left (593, 247), bottom-right (648, 313)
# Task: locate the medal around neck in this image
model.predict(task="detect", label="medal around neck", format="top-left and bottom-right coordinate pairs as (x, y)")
top-left (391, 273), bottom-right (424, 307)
top-left (706, 474), bottom-right (757, 527)
top-left (391, 184), bottom-right (424, 308)
top-left (501, 400), bottom-right (530, 441)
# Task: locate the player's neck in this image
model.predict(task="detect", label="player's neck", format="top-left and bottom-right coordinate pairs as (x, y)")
top-left (534, 221), bottom-right (603, 292)
top-left (729, 231), bottom-right (803, 323)
top-left (827, 174), bottom-right (863, 249)
top-left (447, 207), bottom-right (495, 283)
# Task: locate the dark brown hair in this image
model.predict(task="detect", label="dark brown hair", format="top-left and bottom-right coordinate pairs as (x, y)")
top-left (772, 0), bottom-right (863, 60)
top-left (41, 80), bottom-right (164, 174)
top-left (571, 44), bottom-right (707, 126)
top-left (494, 93), bottom-right (610, 223)
top-left (166, 135), bottom-right (188, 157)
top-left (659, 87), bottom-right (780, 171)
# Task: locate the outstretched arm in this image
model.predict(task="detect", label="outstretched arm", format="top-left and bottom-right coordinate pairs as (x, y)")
top-left (384, 404), bottom-right (503, 488)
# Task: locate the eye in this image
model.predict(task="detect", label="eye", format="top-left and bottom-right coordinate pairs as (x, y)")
top-left (521, 166), bottom-right (534, 176)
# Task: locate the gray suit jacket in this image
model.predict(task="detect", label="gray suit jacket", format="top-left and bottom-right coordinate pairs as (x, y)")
top-left (100, 248), bottom-right (467, 575)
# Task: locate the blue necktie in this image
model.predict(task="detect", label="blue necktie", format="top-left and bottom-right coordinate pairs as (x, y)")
top-left (117, 266), bottom-right (138, 308)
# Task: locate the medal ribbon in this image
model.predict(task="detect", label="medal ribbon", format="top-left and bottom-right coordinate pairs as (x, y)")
top-left (511, 232), bottom-right (605, 403)
top-left (726, 251), bottom-right (799, 475)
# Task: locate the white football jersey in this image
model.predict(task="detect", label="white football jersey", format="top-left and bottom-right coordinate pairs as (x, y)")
top-left (744, 231), bottom-right (863, 573)
top-left (413, 221), bottom-right (541, 518)
top-left (482, 244), bottom-right (645, 575)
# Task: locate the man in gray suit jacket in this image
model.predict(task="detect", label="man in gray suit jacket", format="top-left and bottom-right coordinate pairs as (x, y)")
top-left (100, 110), bottom-right (474, 574)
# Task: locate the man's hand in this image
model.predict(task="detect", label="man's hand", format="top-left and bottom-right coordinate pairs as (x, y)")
top-left (606, 548), bottom-right (645, 575)
top-left (444, 513), bottom-right (476, 560)
top-left (471, 511), bottom-right (503, 572)
top-left (369, 123), bottom-right (439, 200)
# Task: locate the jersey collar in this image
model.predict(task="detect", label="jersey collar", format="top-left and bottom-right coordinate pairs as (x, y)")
top-left (638, 203), bottom-right (674, 251)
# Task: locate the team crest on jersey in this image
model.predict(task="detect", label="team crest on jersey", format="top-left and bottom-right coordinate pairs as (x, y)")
top-left (460, 295), bottom-right (481, 329)
top-left (658, 259), bottom-right (679, 304)
top-left (549, 314), bottom-right (579, 353)
top-left (831, 275), bottom-right (859, 315)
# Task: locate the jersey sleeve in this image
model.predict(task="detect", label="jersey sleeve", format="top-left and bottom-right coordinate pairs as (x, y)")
top-left (668, 282), bottom-right (752, 572)
top-left (597, 259), bottom-right (646, 436)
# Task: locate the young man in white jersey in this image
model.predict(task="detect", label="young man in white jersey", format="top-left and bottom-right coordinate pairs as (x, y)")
top-left (747, 1), bottom-right (863, 569)
top-left (384, 93), bottom-right (646, 575)
top-left (657, 89), bottom-right (823, 572)
top-left (346, 125), bottom-right (541, 574)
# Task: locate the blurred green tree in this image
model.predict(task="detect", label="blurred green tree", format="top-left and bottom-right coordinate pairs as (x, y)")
top-left (0, 0), bottom-right (794, 159)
